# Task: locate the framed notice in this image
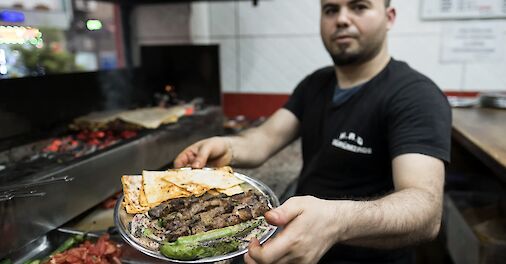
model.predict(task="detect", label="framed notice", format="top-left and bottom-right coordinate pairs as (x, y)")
top-left (440, 21), bottom-right (505, 62)
top-left (421, 0), bottom-right (506, 20)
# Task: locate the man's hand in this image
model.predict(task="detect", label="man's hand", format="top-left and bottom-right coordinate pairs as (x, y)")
top-left (173, 109), bottom-right (299, 169)
top-left (173, 137), bottom-right (232, 168)
top-left (245, 196), bottom-right (339, 264)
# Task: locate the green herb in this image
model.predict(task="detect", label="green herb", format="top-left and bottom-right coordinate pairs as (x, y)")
top-left (143, 228), bottom-right (154, 237)
top-left (158, 218), bottom-right (166, 228)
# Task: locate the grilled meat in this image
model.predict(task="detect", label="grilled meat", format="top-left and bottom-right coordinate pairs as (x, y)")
top-left (148, 190), bottom-right (270, 242)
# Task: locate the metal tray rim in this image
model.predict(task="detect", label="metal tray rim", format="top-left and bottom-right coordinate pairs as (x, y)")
top-left (114, 169), bottom-right (280, 263)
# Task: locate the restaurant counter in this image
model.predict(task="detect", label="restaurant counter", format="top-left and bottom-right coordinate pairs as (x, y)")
top-left (444, 107), bottom-right (506, 264)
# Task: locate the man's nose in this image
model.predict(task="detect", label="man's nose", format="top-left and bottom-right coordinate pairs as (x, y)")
top-left (336, 8), bottom-right (351, 28)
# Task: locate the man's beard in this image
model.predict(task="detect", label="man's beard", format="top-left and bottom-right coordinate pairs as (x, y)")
top-left (324, 35), bottom-right (384, 66)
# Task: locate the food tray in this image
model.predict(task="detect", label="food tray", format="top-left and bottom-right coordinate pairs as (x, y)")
top-left (114, 170), bottom-right (280, 263)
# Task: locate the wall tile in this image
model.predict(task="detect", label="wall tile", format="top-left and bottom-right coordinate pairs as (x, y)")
top-left (208, 2), bottom-right (237, 37)
top-left (390, 0), bottom-right (442, 35)
top-left (208, 38), bottom-right (238, 93)
top-left (238, 36), bottom-right (332, 93)
top-left (389, 34), bottom-right (464, 90)
top-left (464, 62), bottom-right (506, 91)
top-left (190, 2), bottom-right (210, 38)
top-left (238, 0), bottom-right (320, 36)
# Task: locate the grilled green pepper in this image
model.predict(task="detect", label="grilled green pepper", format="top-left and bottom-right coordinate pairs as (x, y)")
top-left (53, 234), bottom-right (85, 255)
top-left (161, 238), bottom-right (240, 260)
top-left (160, 218), bottom-right (263, 260)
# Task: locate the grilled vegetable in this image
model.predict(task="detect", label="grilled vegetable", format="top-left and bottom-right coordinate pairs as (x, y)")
top-left (53, 234), bottom-right (85, 254)
top-left (161, 238), bottom-right (240, 260)
top-left (0, 259), bottom-right (12, 264)
top-left (160, 218), bottom-right (263, 260)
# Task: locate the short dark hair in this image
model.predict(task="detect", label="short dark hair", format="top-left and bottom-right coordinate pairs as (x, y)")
top-left (385, 0), bottom-right (391, 7)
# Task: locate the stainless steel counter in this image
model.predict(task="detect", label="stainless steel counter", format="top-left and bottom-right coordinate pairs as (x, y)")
top-left (0, 107), bottom-right (224, 258)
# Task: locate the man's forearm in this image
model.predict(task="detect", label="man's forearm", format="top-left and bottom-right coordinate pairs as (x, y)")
top-left (224, 128), bottom-right (272, 168)
top-left (332, 188), bottom-right (442, 249)
top-left (221, 109), bottom-right (299, 168)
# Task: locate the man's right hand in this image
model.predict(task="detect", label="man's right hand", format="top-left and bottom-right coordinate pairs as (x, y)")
top-left (174, 109), bottom-right (299, 169)
top-left (173, 137), bottom-right (233, 169)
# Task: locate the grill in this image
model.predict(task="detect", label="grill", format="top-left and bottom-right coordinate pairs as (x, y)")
top-left (0, 45), bottom-right (224, 259)
top-left (0, 107), bottom-right (223, 258)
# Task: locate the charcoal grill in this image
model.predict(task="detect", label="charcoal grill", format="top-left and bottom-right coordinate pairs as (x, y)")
top-left (0, 42), bottom-right (224, 260)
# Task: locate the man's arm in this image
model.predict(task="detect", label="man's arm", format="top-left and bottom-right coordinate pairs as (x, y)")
top-left (225, 108), bottom-right (299, 167)
top-left (245, 153), bottom-right (444, 263)
top-left (174, 108), bottom-right (299, 168)
top-left (339, 153), bottom-right (444, 248)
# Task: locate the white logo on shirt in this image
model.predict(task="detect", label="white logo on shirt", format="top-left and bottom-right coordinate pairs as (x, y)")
top-left (332, 132), bottom-right (372, 154)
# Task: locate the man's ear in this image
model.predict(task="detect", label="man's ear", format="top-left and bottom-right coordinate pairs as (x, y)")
top-left (386, 7), bottom-right (396, 30)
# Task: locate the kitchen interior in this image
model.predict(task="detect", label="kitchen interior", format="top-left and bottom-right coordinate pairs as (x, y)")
top-left (0, 0), bottom-right (506, 263)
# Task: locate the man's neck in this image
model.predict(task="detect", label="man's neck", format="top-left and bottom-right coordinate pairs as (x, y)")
top-left (335, 47), bottom-right (391, 89)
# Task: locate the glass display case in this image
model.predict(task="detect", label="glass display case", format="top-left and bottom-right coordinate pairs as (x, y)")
top-left (0, 0), bottom-right (124, 79)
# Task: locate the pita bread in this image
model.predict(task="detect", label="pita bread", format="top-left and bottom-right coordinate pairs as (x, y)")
top-left (142, 170), bottom-right (191, 206)
top-left (217, 185), bottom-right (244, 196)
top-left (177, 183), bottom-right (211, 197)
top-left (121, 175), bottom-right (150, 214)
top-left (162, 167), bottom-right (244, 190)
top-left (74, 110), bottom-right (124, 126)
top-left (118, 106), bottom-right (186, 129)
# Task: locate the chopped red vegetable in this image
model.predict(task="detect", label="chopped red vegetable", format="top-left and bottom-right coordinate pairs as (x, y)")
top-left (45, 234), bottom-right (121, 264)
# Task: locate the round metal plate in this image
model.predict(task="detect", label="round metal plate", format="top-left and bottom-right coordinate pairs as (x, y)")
top-left (114, 169), bottom-right (280, 263)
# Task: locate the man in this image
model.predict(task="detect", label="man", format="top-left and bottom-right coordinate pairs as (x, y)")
top-left (174, 0), bottom-right (451, 263)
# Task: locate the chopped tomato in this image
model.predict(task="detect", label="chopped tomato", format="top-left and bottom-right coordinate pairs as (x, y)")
top-left (44, 234), bottom-right (121, 264)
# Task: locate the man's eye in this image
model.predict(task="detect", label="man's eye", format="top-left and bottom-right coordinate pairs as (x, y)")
top-left (351, 4), bottom-right (367, 11)
top-left (323, 7), bottom-right (338, 15)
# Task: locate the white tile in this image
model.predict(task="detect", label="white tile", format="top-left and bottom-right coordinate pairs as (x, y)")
top-left (208, 2), bottom-right (237, 37)
top-left (390, 0), bottom-right (442, 35)
top-left (208, 38), bottom-right (239, 93)
top-left (389, 33), bottom-right (464, 90)
top-left (238, 0), bottom-right (320, 36)
top-left (189, 36), bottom-right (212, 44)
top-left (464, 62), bottom-right (506, 91)
top-left (238, 36), bottom-right (332, 93)
top-left (190, 3), bottom-right (210, 38)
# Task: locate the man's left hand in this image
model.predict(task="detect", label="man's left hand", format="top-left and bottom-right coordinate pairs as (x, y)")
top-left (244, 196), bottom-right (340, 264)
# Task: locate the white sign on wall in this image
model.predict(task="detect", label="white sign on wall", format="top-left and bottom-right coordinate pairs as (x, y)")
top-left (421, 0), bottom-right (506, 20)
top-left (441, 21), bottom-right (505, 62)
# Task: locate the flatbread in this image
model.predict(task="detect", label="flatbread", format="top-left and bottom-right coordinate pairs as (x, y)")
top-left (217, 185), bottom-right (244, 196)
top-left (142, 170), bottom-right (191, 206)
top-left (118, 106), bottom-right (186, 129)
top-left (121, 175), bottom-right (150, 214)
top-left (162, 167), bottom-right (244, 190)
top-left (123, 167), bottom-right (245, 214)
top-left (74, 110), bottom-right (124, 126)
top-left (177, 183), bottom-right (211, 197)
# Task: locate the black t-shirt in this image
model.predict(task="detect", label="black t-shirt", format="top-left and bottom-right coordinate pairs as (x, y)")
top-left (283, 58), bottom-right (451, 264)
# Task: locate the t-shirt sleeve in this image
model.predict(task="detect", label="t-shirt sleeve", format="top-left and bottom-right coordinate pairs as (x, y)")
top-left (387, 81), bottom-right (452, 163)
top-left (283, 74), bottom-right (311, 121)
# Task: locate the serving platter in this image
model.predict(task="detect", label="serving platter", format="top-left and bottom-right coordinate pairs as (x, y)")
top-left (114, 169), bottom-right (280, 263)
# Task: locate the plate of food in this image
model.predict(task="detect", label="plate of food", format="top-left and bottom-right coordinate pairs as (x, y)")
top-left (114, 166), bottom-right (279, 263)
